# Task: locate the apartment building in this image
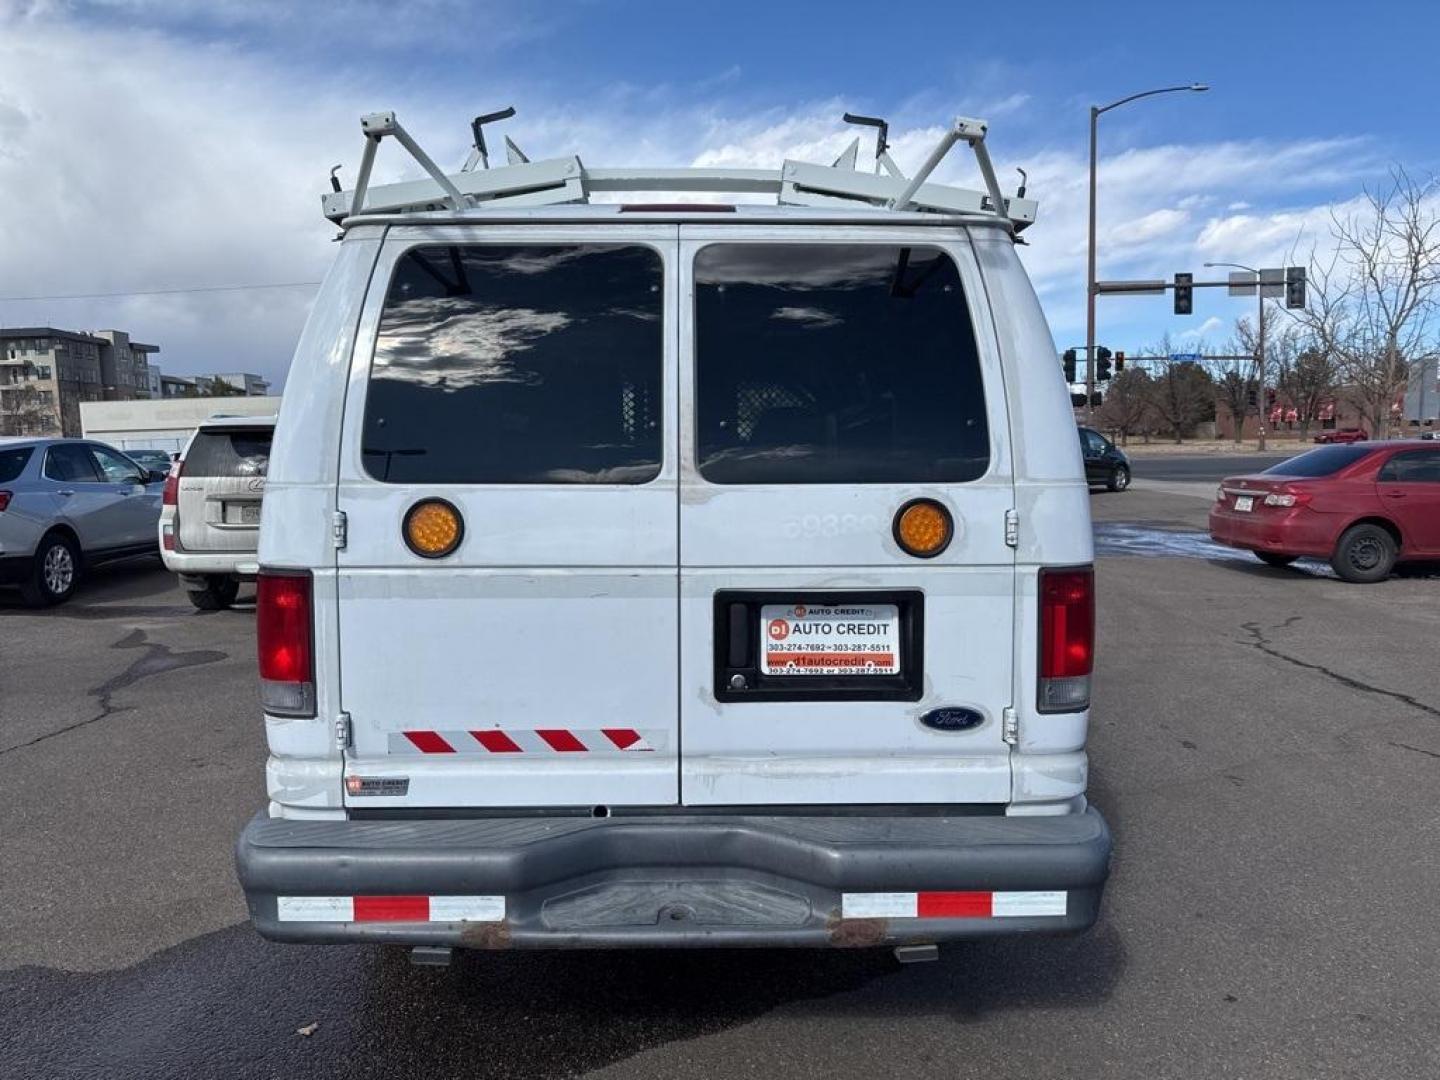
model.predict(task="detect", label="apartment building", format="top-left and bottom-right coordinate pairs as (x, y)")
top-left (0, 327), bottom-right (159, 436)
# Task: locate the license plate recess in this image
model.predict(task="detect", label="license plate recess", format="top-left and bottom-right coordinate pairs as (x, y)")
top-left (713, 590), bottom-right (923, 703)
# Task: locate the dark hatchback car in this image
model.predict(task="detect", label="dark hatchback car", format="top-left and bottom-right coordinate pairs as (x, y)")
top-left (1079, 427), bottom-right (1130, 492)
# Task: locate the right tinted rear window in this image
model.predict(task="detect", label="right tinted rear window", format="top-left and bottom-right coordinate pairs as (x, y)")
top-left (185, 431), bottom-right (272, 477)
top-left (0, 447), bottom-right (31, 483)
top-left (1263, 445), bottom-right (1376, 477)
top-left (694, 244), bottom-right (989, 484)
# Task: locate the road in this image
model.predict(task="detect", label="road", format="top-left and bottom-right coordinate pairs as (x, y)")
top-left (3, 493), bottom-right (1439, 1080)
top-left (1128, 452), bottom-right (1288, 482)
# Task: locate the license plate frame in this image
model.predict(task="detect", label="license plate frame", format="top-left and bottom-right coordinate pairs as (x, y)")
top-left (713, 590), bottom-right (923, 703)
top-left (224, 501), bottom-right (263, 525)
top-left (1234, 495), bottom-right (1254, 512)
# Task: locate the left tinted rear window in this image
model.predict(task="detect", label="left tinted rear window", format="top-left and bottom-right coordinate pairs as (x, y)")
top-left (0, 447), bottom-right (32, 482)
top-left (362, 244), bottom-right (664, 485)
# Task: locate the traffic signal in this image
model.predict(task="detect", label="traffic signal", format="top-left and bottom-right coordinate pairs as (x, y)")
top-left (1096, 346), bottom-right (1113, 381)
top-left (1062, 348), bottom-right (1077, 383)
top-left (1089, 392), bottom-right (1103, 408)
top-left (1247, 387), bottom-right (1257, 407)
top-left (1174, 272), bottom-right (1193, 315)
top-left (1266, 388), bottom-right (1277, 408)
top-left (1286, 266), bottom-right (1306, 309)
top-left (1115, 351), bottom-right (1125, 373)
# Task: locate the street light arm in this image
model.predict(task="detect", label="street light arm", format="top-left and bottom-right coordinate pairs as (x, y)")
top-left (1094, 84), bottom-right (1209, 116)
top-left (1204, 261), bottom-right (1258, 275)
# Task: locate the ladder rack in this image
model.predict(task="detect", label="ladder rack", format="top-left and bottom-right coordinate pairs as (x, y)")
top-left (322, 110), bottom-right (1037, 232)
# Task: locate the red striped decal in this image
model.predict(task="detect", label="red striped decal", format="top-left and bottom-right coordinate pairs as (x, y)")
top-left (916, 891), bottom-right (993, 918)
top-left (536, 729), bottom-right (587, 752)
top-left (471, 730), bottom-right (523, 753)
top-left (404, 731), bottom-right (455, 754)
top-left (354, 895), bottom-right (429, 921)
top-left (602, 728), bottom-right (642, 750)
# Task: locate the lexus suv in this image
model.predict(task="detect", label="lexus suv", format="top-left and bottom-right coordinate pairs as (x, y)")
top-left (160, 415), bottom-right (275, 609)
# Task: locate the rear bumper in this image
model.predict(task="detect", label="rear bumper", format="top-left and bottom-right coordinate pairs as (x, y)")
top-left (1208, 507), bottom-right (1335, 557)
top-left (236, 806), bottom-right (1112, 949)
top-left (161, 549), bottom-right (259, 577)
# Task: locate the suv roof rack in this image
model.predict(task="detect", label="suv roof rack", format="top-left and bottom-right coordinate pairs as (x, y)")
top-left (322, 109), bottom-right (1037, 233)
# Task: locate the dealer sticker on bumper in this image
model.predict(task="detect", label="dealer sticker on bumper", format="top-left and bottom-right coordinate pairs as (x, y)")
top-left (760, 603), bottom-right (900, 676)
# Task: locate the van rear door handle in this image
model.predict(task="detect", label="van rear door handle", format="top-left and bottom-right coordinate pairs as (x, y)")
top-left (1384, 490), bottom-right (1407, 499)
top-left (56, 489), bottom-right (74, 497)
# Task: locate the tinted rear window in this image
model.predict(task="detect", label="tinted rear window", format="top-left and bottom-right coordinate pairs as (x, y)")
top-left (185, 430), bottom-right (272, 477)
top-left (362, 244), bottom-right (664, 484)
top-left (0, 447), bottom-right (32, 483)
top-left (1263, 445), bottom-right (1376, 477)
top-left (694, 244), bottom-right (989, 484)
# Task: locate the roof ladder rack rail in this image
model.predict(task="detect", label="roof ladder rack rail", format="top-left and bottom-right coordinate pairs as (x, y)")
top-left (323, 110), bottom-right (1037, 232)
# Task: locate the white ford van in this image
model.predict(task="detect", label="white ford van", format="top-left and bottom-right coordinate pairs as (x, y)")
top-left (236, 111), bottom-right (1110, 960)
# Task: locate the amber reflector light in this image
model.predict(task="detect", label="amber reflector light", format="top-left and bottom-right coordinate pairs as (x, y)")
top-left (893, 499), bottom-right (953, 558)
top-left (403, 499), bottom-right (463, 558)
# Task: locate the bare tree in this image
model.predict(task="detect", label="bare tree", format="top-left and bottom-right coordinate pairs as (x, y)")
top-left (1275, 344), bottom-right (1338, 439)
top-left (1095, 368), bottom-right (1153, 444)
top-left (1145, 336), bottom-right (1216, 443)
top-left (0, 385), bottom-right (59, 437)
top-left (1289, 168), bottom-right (1440, 438)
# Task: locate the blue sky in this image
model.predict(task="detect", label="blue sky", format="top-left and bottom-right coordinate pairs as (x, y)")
top-left (2, 0), bottom-right (1436, 386)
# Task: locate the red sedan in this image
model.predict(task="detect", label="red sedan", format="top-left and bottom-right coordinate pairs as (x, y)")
top-left (1209, 442), bottom-right (1440, 582)
top-left (1314, 427), bottom-right (1367, 444)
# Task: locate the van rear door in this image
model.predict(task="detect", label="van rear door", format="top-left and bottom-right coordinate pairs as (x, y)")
top-left (676, 231), bottom-right (1015, 806)
top-left (335, 228), bottom-right (679, 808)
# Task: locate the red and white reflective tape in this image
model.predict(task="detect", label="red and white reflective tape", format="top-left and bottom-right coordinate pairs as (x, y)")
top-left (389, 729), bottom-right (661, 755)
top-left (841, 891), bottom-right (1067, 919)
top-left (276, 895), bottom-right (505, 923)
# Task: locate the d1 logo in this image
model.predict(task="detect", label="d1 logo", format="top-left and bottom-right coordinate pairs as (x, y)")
top-left (767, 619), bottom-right (790, 641)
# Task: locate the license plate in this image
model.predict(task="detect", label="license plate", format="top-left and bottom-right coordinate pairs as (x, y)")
top-left (1234, 495), bottom-right (1254, 512)
top-left (760, 603), bottom-right (901, 676)
top-left (224, 501), bottom-right (262, 525)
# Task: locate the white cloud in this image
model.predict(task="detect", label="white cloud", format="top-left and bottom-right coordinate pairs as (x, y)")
top-left (1178, 316), bottom-right (1225, 341)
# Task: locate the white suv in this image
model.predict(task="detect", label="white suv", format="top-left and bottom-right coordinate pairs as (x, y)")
top-left (160, 415), bottom-right (274, 609)
top-left (236, 112), bottom-right (1110, 960)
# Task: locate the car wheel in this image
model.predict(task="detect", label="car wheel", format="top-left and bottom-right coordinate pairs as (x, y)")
top-left (1107, 465), bottom-right (1130, 492)
top-left (188, 575), bottom-right (241, 611)
top-left (20, 531), bottom-right (81, 607)
top-left (1330, 524), bottom-right (1397, 584)
top-left (1255, 552), bottom-right (1297, 568)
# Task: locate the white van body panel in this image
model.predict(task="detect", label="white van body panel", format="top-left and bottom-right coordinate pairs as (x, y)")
top-left (258, 213), bottom-right (1093, 819)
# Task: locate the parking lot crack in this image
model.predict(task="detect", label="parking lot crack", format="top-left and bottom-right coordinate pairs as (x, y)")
top-left (0, 629), bottom-right (227, 756)
top-left (1238, 622), bottom-right (1440, 721)
top-left (1390, 741), bottom-right (1440, 760)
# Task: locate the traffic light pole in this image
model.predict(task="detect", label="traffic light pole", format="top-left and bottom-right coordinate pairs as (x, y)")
top-left (1085, 106), bottom-right (1099, 423)
top-left (1256, 286), bottom-right (1267, 450)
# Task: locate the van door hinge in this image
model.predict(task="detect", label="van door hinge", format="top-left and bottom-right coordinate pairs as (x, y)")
top-left (1004, 509), bottom-right (1019, 548)
top-left (331, 510), bottom-right (348, 549)
top-left (334, 712), bottom-right (352, 751)
top-left (1002, 706), bottom-right (1019, 745)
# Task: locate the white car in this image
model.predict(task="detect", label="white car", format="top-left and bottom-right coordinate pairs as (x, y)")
top-left (236, 110), bottom-right (1110, 962)
top-left (159, 414), bottom-right (275, 609)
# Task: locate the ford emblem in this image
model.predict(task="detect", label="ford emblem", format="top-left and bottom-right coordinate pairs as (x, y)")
top-left (920, 707), bottom-right (983, 732)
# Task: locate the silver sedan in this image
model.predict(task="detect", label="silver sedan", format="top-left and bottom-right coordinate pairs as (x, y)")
top-left (0, 437), bottom-right (167, 606)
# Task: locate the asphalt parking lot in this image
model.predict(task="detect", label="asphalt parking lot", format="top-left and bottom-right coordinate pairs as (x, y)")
top-left (3, 478), bottom-right (1439, 1080)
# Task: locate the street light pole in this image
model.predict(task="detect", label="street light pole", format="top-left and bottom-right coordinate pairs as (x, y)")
top-left (1085, 83), bottom-right (1208, 422)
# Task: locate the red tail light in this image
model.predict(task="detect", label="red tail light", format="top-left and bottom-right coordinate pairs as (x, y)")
top-left (0, 491), bottom-right (11, 512)
top-left (1038, 566), bottom-right (1094, 713)
top-left (257, 571), bottom-right (315, 716)
top-left (162, 460), bottom-right (183, 506)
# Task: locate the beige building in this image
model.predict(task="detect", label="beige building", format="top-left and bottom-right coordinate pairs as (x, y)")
top-left (0, 327), bottom-right (159, 437)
